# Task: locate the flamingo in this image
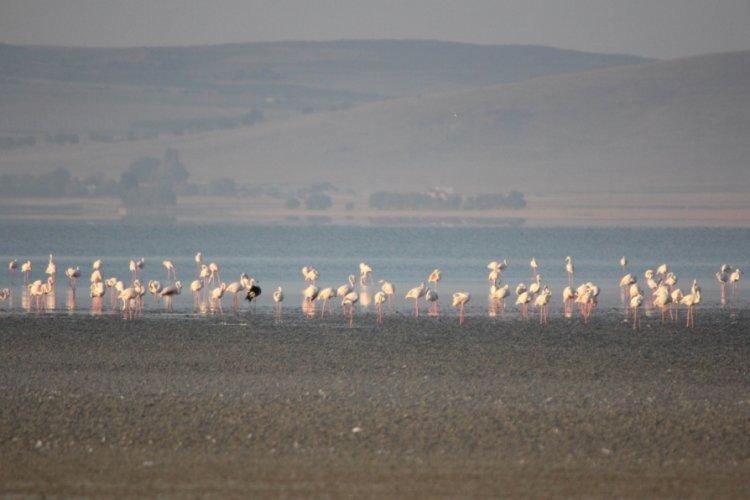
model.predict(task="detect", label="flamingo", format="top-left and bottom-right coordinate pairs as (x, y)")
top-left (272, 286), bottom-right (284, 322)
top-left (670, 288), bottom-right (684, 321)
top-left (133, 279), bottom-right (146, 316)
top-left (8, 259), bottom-right (17, 284)
top-left (405, 283), bottom-right (427, 317)
top-left (21, 260), bottom-right (32, 285)
top-left (301, 266), bottom-right (319, 284)
top-left (529, 274), bottom-right (542, 298)
top-left (45, 254), bottom-right (56, 288)
top-left (425, 288), bottom-right (439, 317)
top-left (374, 291), bottom-right (386, 324)
top-left (452, 292), bottom-right (471, 325)
top-left (487, 261), bottom-right (506, 287)
top-left (28, 280), bottom-right (45, 312)
top-left (619, 273), bottom-right (636, 310)
top-left (195, 252), bottom-right (203, 272)
top-left (210, 283), bottom-right (227, 314)
top-left (630, 293), bottom-right (643, 330)
top-left (341, 291), bottom-right (359, 327)
top-left (620, 256), bottom-right (628, 275)
top-left (530, 257), bottom-right (539, 277)
top-left (730, 268), bottom-right (743, 300)
top-left (130, 257), bottom-right (145, 281)
top-left (0, 288), bottom-right (11, 311)
top-left (148, 280), bottom-right (163, 304)
top-left (681, 289), bottom-right (701, 328)
top-left (515, 289), bottom-right (531, 320)
top-left (656, 263), bottom-right (669, 280)
top-left (90, 268), bottom-right (103, 285)
top-left (716, 266), bottom-right (730, 304)
top-left (359, 262), bottom-right (373, 286)
top-left (92, 259), bottom-right (103, 271)
top-left (317, 287), bottom-right (336, 316)
top-left (189, 280), bottom-right (203, 306)
top-left (160, 281), bottom-right (182, 313)
top-left (119, 286), bottom-right (139, 318)
top-left (89, 282), bottom-right (105, 313)
top-left (226, 280), bottom-right (245, 309)
top-left (534, 286), bottom-right (551, 324)
top-left (575, 284), bottom-right (595, 323)
top-left (489, 283), bottom-right (510, 318)
top-left (562, 285), bottom-right (576, 317)
top-left (163, 260), bottom-right (176, 281)
top-left (208, 262), bottom-right (221, 285)
top-left (652, 285), bottom-right (673, 324)
top-left (105, 277), bottom-right (119, 309)
top-left (379, 280), bottom-right (395, 309)
top-left (244, 279), bottom-right (261, 305)
top-left (336, 275), bottom-right (356, 315)
top-left (564, 256), bottom-right (574, 286)
top-left (65, 266), bottom-right (81, 291)
top-left (302, 284), bottom-right (319, 318)
top-left (428, 269), bottom-right (442, 290)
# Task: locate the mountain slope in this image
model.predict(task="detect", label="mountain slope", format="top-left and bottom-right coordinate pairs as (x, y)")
top-left (2, 48), bottom-right (747, 199)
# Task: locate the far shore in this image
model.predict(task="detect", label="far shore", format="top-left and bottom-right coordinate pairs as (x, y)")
top-left (1, 191), bottom-right (749, 227)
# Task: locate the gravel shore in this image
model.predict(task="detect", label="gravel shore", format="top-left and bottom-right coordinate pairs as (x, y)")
top-left (1, 310), bottom-right (749, 498)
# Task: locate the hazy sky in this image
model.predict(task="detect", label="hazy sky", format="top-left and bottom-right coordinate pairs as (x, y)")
top-left (1, 0), bottom-right (749, 59)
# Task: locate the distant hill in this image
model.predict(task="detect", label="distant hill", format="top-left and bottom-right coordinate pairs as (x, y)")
top-left (2, 42), bottom-right (748, 203)
top-left (0, 40), bottom-right (648, 135)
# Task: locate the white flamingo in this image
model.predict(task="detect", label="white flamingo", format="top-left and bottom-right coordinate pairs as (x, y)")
top-left (379, 280), bottom-right (395, 309)
top-left (302, 284), bottom-right (319, 318)
top-left (452, 292), bottom-right (471, 325)
top-left (163, 260), bottom-right (176, 281)
top-left (564, 256), bottom-right (574, 286)
top-left (302, 266), bottom-right (319, 284)
top-left (681, 288), bottom-right (701, 328)
top-left (425, 288), bottom-right (439, 317)
top-left (530, 257), bottom-right (539, 277)
top-left (374, 291), bottom-right (386, 324)
top-left (190, 280), bottom-right (203, 306)
top-left (562, 285), bottom-right (576, 316)
top-left (160, 281), bottom-right (182, 313)
top-left (317, 287), bottom-right (336, 316)
top-left (490, 283), bottom-right (510, 319)
top-left (273, 286), bottom-right (284, 322)
top-left (534, 286), bottom-right (551, 324)
top-left (208, 262), bottom-right (221, 286)
top-left (630, 293), bottom-right (643, 330)
top-left (515, 290), bottom-right (531, 321)
top-left (210, 283), bottom-right (227, 314)
top-left (226, 279), bottom-right (245, 309)
top-left (89, 282), bottom-right (105, 313)
top-left (336, 275), bottom-right (356, 315)
top-left (148, 280), bottom-right (163, 304)
top-left (620, 256), bottom-right (628, 275)
top-left (21, 260), bottom-right (32, 285)
top-left (65, 266), bottom-right (81, 290)
top-left (730, 268), bottom-right (743, 300)
top-left (405, 283), bottom-right (427, 317)
top-left (341, 291), bottom-right (359, 327)
top-left (428, 269), bottom-right (442, 290)
top-left (359, 262), bottom-right (373, 286)
top-left (8, 259), bottom-right (17, 284)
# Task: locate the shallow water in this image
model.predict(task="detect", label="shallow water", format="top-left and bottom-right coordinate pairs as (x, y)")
top-left (1, 222), bottom-right (747, 317)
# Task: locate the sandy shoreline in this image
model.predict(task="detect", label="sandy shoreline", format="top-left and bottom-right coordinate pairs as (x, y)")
top-left (1, 312), bottom-right (749, 498)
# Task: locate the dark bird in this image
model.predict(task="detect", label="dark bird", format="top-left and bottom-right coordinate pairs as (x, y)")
top-left (245, 279), bottom-right (262, 303)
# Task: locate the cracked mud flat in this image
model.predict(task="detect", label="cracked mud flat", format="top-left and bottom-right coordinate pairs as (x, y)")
top-left (1, 310), bottom-right (749, 498)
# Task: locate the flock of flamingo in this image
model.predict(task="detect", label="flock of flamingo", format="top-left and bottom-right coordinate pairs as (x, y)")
top-left (1, 253), bottom-right (743, 328)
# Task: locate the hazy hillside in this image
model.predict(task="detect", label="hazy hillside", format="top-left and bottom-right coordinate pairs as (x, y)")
top-left (0, 40), bottom-right (647, 135)
top-left (1, 42), bottom-right (748, 209)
